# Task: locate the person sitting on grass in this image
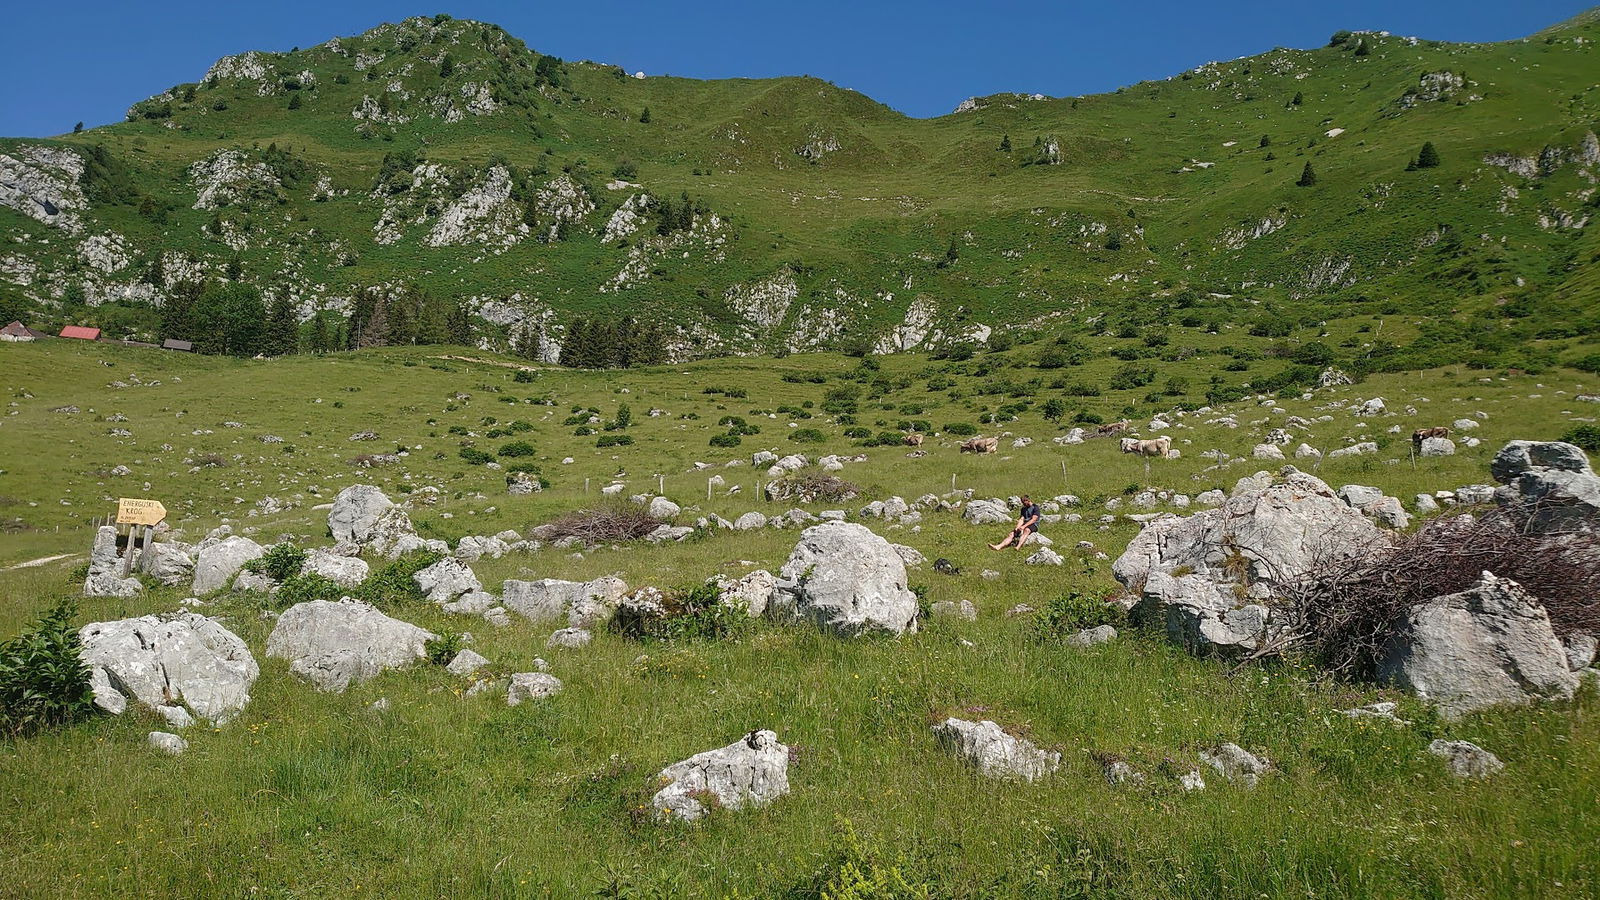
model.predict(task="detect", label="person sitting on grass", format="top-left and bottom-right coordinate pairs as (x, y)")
top-left (990, 495), bottom-right (1042, 551)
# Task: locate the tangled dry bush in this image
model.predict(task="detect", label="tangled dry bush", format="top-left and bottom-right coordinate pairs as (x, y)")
top-left (765, 467), bottom-right (860, 503)
top-left (1278, 512), bottom-right (1600, 677)
top-left (541, 502), bottom-right (664, 543)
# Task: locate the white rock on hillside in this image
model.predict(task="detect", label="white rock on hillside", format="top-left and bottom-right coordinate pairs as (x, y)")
top-left (425, 164), bottom-right (529, 250)
top-left (502, 576), bottom-right (628, 628)
top-left (192, 536), bottom-right (265, 594)
top-left (506, 672), bottom-right (563, 705)
top-left (1490, 440), bottom-right (1600, 535)
top-left (266, 598), bottom-right (436, 692)
top-left (328, 484), bottom-right (395, 544)
top-left (772, 522), bottom-right (919, 636)
top-left (79, 613), bottom-right (259, 723)
top-left (189, 150), bottom-right (284, 210)
top-left (1377, 572), bottom-right (1578, 718)
top-left (1429, 739), bottom-right (1504, 778)
top-left (413, 557), bottom-right (481, 604)
top-left (714, 570), bottom-right (777, 617)
top-left (300, 549), bottom-right (369, 587)
top-left (651, 730), bottom-right (791, 822)
top-left (0, 145), bottom-right (86, 232)
top-left (83, 525), bottom-right (142, 598)
top-left (932, 718), bottom-right (1060, 781)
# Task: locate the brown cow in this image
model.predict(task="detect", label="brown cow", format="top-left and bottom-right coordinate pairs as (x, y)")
top-left (960, 436), bottom-right (1000, 454)
top-left (1096, 420), bottom-right (1133, 437)
top-left (1412, 426), bottom-right (1450, 448)
top-left (904, 433), bottom-right (924, 447)
top-left (1119, 436), bottom-right (1172, 458)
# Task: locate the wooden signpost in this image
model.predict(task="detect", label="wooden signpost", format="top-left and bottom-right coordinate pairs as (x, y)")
top-left (109, 498), bottom-right (167, 576)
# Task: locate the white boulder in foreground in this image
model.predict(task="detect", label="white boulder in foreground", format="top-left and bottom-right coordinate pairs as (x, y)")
top-left (652, 730), bottom-right (791, 822)
top-left (79, 612), bottom-right (258, 724)
top-left (266, 598), bottom-right (436, 692)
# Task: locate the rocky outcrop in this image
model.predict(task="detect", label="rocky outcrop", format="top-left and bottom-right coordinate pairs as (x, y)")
top-left (413, 557), bottom-right (481, 603)
top-left (1114, 470), bottom-right (1385, 656)
top-left (424, 164), bottom-right (528, 250)
top-left (328, 484), bottom-right (394, 544)
top-left (931, 718), bottom-right (1060, 781)
top-left (1490, 441), bottom-right (1600, 535)
top-left (506, 672), bottom-right (563, 705)
top-left (502, 576), bottom-right (628, 627)
top-left (83, 525), bottom-right (141, 598)
top-left (79, 613), bottom-right (258, 724)
top-left (1377, 572), bottom-right (1577, 718)
top-left (772, 522), bottom-right (919, 636)
top-left (0, 145), bottom-right (86, 232)
top-left (651, 730), bottom-right (790, 822)
top-left (714, 570), bottom-right (776, 618)
top-left (300, 549), bottom-right (369, 587)
top-left (265, 599), bottom-right (436, 692)
top-left (192, 536), bottom-right (266, 594)
top-left (962, 499), bottom-right (1012, 525)
top-left (189, 150), bottom-right (285, 210)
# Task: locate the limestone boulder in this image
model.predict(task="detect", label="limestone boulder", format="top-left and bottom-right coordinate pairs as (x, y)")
top-left (772, 522), bottom-right (919, 636)
top-left (79, 613), bottom-right (258, 723)
top-left (83, 525), bottom-right (141, 598)
top-left (502, 576), bottom-right (628, 627)
top-left (192, 536), bottom-right (265, 594)
top-left (651, 730), bottom-right (790, 822)
top-left (1490, 440), bottom-right (1600, 534)
top-left (931, 718), bottom-right (1060, 781)
top-left (413, 557), bottom-right (482, 604)
top-left (300, 550), bottom-right (369, 588)
top-left (266, 599), bottom-right (436, 692)
top-left (327, 484), bottom-right (394, 544)
top-left (1377, 572), bottom-right (1578, 718)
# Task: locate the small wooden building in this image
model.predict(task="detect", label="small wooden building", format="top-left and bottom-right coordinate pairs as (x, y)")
top-left (162, 338), bottom-right (194, 352)
top-left (1, 321), bottom-right (47, 342)
top-left (59, 325), bottom-right (101, 341)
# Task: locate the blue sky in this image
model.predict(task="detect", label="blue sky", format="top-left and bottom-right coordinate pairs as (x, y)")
top-left (1, 0), bottom-right (1591, 136)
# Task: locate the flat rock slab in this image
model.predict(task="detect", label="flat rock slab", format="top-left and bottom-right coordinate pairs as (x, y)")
top-left (266, 599), bottom-right (435, 692)
top-left (652, 730), bottom-right (790, 822)
top-left (932, 717), bottom-right (1060, 781)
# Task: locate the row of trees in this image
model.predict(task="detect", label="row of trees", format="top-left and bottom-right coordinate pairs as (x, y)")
top-left (558, 316), bottom-right (670, 369)
top-left (347, 284), bottom-right (473, 349)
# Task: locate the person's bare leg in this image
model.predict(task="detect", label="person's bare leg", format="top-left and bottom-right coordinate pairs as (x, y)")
top-left (1015, 530), bottom-right (1031, 550)
top-left (990, 532), bottom-right (1013, 550)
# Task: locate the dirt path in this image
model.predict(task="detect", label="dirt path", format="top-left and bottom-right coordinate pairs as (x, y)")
top-left (431, 355), bottom-right (544, 372)
top-left (1, 553), bottom-right (79, 572)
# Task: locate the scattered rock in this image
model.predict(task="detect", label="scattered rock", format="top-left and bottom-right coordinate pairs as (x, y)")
top-left (1065, 625), bottom-right (1117, 648)
top-left (300, 549), bottom-right (369, 587)
top-left (327, 484), bottom-right (394, 543)
top-left (502, 576), bottom-right (628, 627)
top-left (446, 648), bottom-right (491, 677)
top-left (930, 599), bottom-right (978, 621)
top-left (652, 729), bottom-right (791, 822)
top-left (1200, 743), bottom-right (1271, 787)
top-left (546, 627), bottom-right (592, 649)
top-left (506, 672), bottom-right (563, 705)
top-left (266, 599), bottom-right (436, 692)
top-left (772, 522), bottom-right (919, 636)
top-left (148, 732), bottom-right (188, 755)
top-left (1378, 572), bottom-right (1577, 718)
top-left (83, 525), bottom-right (141, 597)
top-left (1429, 739), bottom-right (1503, 778)
top-left (1342, 701), bottom-right (1411, 725)
top-left (413, 557), bottom-right (482, 604)
top-left (931, 718), bottom-right (1060, 781)
top-left (1419, 437), bottom-right (1456, 457)
top-left (79, 613), bottom-right (258, 723)
top-left (962, 499), bottom-right (1012, 525)
top-left (714, 570), bottom-right (776, 617)
top-left (1490, 440), bottom-right (1600, 535)
top-left (192, 536), bottom-right (266, 594)
top-left (1025, 548), bottom-right (1064, 566)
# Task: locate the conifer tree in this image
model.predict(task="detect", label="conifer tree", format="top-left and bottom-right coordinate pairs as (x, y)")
top-left (1415, 141), bottom-right (1440, 169)
top-left (1297, 162), bottom-right (1318, 187)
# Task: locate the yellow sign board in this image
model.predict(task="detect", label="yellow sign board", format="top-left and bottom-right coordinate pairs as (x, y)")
top-left (116, 498), bottom-right (167, 527)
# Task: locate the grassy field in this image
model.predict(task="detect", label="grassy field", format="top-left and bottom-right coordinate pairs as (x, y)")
top-left (2, 338), bottom-right (1599, 897)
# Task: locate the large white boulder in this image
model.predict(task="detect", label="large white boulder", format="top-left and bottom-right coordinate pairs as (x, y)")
top-left (962, 499), bottom-right (1012, 525)
top-left (142, 541), bottom-right (195, 587)
top-left (79, 613), bottom-right (258, 723)
top-left (192, 536), bottom-right (265, 594)
top-left (931, 718), bottom-right (1060, 781)
top-left (300, 550), bottom-right (369, 588)
top-left (651, 730), bottom-right (790, 822)
top-left (502, 576), bottom-right (628, 628)
top-left (327, 484), bottom-right (394, 544)
top-left (266, 599), bottom-right (436, 692)
top-left (714, 570), bottom-right (777, 617)
top-left (83, 525), bottom-right (141, 598)
top-left (1490, 440), bottom-right (1600, 535)
top-left (1377, 572), bottom-right (1578, 719)
top-left (772, 522), bottom-right (919, 636)
top-left (413, 557), bottom-right (482, 604)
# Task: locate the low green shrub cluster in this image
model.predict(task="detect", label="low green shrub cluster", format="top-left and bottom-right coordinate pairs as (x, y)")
top-left (1032, 593), bottom-right (1120, 643)
top-left (0, 600), bottom-right (96, 738)
top-left (246, 543), bottom-right (306, 582)
top-left (358, 551), bottom-right (444, 607)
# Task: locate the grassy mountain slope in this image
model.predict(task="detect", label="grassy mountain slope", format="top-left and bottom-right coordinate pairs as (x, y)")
top-left (0, 13), bottom-right (1597, 364)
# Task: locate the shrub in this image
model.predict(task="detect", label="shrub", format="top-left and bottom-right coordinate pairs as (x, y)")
top-left (790, 428), bottom-right (826, 444)
top-left (459, 447), bottom-right (495, 465)
top-left (0, 600), bottom-right (97, 737)
top-left (358, 551), bottom-right (444, 607)
top-left (542, 502), bottom-right (663, 543)
top-left (276, 572), bottom-right (344, 606)
top-left (944, 422), bottom-right (978, 436)
top-left (1032, 593), bottom-right (1120, 643)
top-left (512, 369), bottom-right (534, 383)
top-left (709, 433), bottom-right (742, 448)
top-left (842, 426), bottom-right (871, 439)
top-left (247, 542), bottom-right (306, 582)
top-left (611, 582), bottom-right (754, 643)
top-left (793, 819), bottom-right (936, 898)
top-left (1108, 363), bottom-right (1155, 390)
top-left (425, 632), bottom-right (465, 666)
top-left (1562, 425), bottom-right (1600, 454)
top-left (499, 441), bottom-right (537, 458)
top-left (595, 434), bottom-right (633, 448)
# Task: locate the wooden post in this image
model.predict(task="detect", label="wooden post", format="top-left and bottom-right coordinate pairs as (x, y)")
top-left (139, 525), bottom-right (154, 572)
top-left (584, 477), bottom-right (590, 494)
top-left (707, 478), bottom-right (713, 501)
top-left (950, 473), bottom-right (957, 492)
top-left (659, 474), bottom-right (665, 496)
top-left (120, 524), bottom-right (136, 577)
top-left (1061, 460), bottom-right (1067, 482)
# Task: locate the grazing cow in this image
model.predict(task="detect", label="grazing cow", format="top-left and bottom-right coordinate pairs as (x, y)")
top-left (933, 558), bottom-right (961, 576)
top-left (1096, 420), bottom-right (1133, 437)
top-left (904, 433), bottom-right (924, 447)
top-left (1412, 426), bottom-right (1450, 448)
top-left (960, 436), bottom-right (1000, 454)
top-left (1119, 436), bottom-right (1172, 458)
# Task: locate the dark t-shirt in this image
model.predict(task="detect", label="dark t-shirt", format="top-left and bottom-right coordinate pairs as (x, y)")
top-left (1020, 503), bottom-right (1041, 531)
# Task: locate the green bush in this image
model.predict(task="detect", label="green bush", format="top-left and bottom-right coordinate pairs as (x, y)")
top-left (596, 434), bottom-right (633, 448)
top-left (0, 600), bottom-right (97, 737)
top-left (499, 440), bottom-right (537, 457)
top-left (709, 433), bottom-right (742, 448)
top-left (459, 447), bottom-right (495, 465)
top-left (611, 582), bottom-right (754, 643)
top-left (790, 428), bottom-right (826, 443)
top-left (425, 632), bottom-right (465, 666)
top-left (512, 369), bottom-right (534, 383)
top-left (944, 422), bottom-right (978, 436)
top-left (358, 551), bottom-right (444, 607)
top-left (246, 543), bottom-right (306, 582)
top-left (1562, 425), bottom-right (1600, 454)
top-left (276, 572), bottom-right (345, 606)
top-left (1032, 593), bottom-right (1120, 643)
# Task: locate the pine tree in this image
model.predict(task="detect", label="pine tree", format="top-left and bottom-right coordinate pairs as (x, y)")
top-left (309, 311), bottom-right (331, 353)
top-left (999, 134), bottom-right (1011, 152)
top-left (639, 106), bottom-right (651, 124)
top-left (438, 53), bottom-right (455, 78)
top-left (1259, 134), bottom-right (1271, 148)
top-left (1354, 39), bottom-right (1370, 57)
top-left (263, 295), bottom-right (299, 356)
top-left (1297, 162), bottom-right (1318, 187)
top-left (1291, 91), bottom-right (1304, 106)
top-left (287, 93), bottom-right (302, 110)
top-left (73, 122), bottom-right (84, 134)
top-left (1415, 141), bottom-right (1440, 169)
